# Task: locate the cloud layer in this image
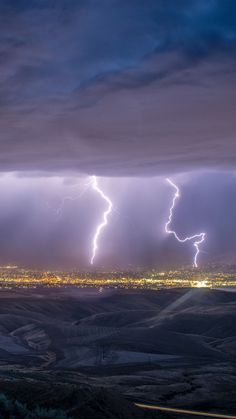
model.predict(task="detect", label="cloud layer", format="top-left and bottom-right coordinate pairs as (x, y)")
top-left (0, 0), bottom-right (236, 175)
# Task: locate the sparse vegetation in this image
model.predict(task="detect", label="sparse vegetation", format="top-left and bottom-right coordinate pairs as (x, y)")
top-left (0, 393), bottom-right (71, 419)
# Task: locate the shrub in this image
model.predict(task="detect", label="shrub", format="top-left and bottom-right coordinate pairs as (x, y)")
top-left (0, 393), bottom-right (71, 419)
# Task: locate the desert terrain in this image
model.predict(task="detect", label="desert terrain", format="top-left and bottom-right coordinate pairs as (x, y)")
top-left (0, 286), bottom-right (235, 418)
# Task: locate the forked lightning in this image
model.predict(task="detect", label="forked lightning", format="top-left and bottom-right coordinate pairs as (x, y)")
top-left (165, 178), bottom-right (206, 268)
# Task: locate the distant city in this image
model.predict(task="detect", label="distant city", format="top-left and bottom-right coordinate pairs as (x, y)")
top-left (0, 264), bottom-right (236, 290)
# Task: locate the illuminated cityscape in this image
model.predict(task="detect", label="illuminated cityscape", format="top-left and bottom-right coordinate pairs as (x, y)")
top-left (0, 265), bottom-right (236, 290)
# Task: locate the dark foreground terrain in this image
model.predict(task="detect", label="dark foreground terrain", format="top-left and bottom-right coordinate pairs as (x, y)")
top-left (0, 286), bottom-right (235, 418)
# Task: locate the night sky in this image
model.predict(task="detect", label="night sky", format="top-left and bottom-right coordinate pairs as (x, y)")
top-left (0, 1), bottom-right (236, 268)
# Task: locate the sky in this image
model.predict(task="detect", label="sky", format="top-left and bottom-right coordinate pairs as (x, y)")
top-left (0, 0), bottom-right (236, 268)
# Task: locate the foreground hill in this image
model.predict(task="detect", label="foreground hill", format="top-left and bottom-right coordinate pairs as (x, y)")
top-left (0, 287), bottom-right (235, 417)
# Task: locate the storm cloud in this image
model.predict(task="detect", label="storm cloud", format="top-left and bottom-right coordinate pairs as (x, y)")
top-left (0, 0), bottom-right (236, 176)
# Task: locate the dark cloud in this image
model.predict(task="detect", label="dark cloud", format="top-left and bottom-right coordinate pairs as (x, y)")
top-left (0, 0), bottom-right (236, 175)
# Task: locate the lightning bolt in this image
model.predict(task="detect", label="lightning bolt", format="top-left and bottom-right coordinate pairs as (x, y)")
top-left (165, 178), bottom-right (206, 268)
top-left (55, 178), bottom-right (93, 219)
top-left (47, 178), bottom-right (93, 220)
top-left (90, 176), bottom-right (113, 265)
